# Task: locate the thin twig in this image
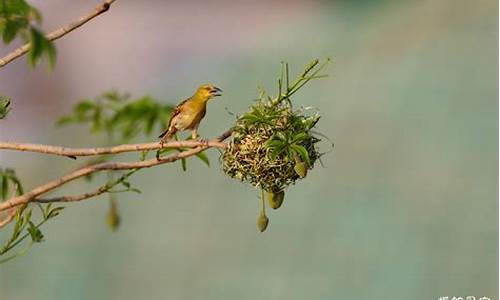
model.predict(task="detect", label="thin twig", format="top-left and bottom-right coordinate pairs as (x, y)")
top-left (36, 187), bottom-right (108, 204)
top-left (36, 169), bottom-right (138, 203)
top-left (0, 139), bottom-right (227, 158)
top-left (0, 131), bottom-right (232, 212)
top-left (0, 0), bottom-right (117, 68)
top-left (0, 209), bottom-right (16, 228)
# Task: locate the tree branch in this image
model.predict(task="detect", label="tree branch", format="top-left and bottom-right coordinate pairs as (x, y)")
top-left (0, 139), bottom-right (227, 158)
top-left (0, 0), bottom-right (117, 68)
top-left (0, 131), bottom-right (232, 212)
top-left (35, 185), bottom-right (110, 204)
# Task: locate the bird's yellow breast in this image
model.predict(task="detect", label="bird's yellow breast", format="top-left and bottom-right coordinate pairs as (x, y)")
top-left (175, 100), bottom-right (207, 130)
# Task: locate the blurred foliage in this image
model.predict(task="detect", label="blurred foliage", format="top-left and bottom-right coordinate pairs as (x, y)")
top-left (106, 195), bottom-right (120, 231)
top-left (0, 96), bottom-right (10, 119)
top-left (57, 90), bottom-right (174, 142)
top-left (0, 0), bottom-right (56, 69)
top-left (0, 168), bottom-right (24, 197)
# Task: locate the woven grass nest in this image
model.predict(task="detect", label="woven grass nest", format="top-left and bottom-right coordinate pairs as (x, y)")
top-left (222, 102), bottom-right (321, 193)
top-left (220, 59), bottom-right (331, 232)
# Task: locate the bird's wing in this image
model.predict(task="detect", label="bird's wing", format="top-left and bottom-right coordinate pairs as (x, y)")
top-left (167, 98), bottom-right (190, 129)
top-left (158, 98), bottom-right (191, 138)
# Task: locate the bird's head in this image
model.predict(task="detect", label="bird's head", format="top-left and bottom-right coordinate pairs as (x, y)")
top-left (194, 84), bottom-right (223, 102)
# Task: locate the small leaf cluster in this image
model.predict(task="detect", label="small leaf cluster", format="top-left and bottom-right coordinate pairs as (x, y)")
top-left (0, 168), bottom-right (64, 264)
top-left (103, 169), bottom-right (142, 195)
top-left (0, 167), bottom-right (24, 198)
top-left (0, 0), bottom-right (56, 68)
top-left (57, 90), bottom-right (174, 142)
top-left (0, 204), bottom-right (64, 264)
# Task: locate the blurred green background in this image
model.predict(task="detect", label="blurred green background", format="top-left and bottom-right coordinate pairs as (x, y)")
top-left (0, 0), bottom-right (498, 299)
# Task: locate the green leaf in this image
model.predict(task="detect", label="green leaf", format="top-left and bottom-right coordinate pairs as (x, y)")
top-left (43, 203), bottom-right (53, 219)
top-left (27, 221), bottom-right (44, 242)
top-left (55, 116), bottom-right (74, 126)
top-left (301, 59), bottom-right (320, 77)
top-left (57, 91), bottom-right (174, 143)
top-left (24, 209), bottom-right (32, 225)
top-left (28, 27), bottom-right (44, 66)
top-left (45, 39), bottom-right (56, 70)
top-left (291, 132), bottom-right (308, 143)
top-left (46, 206), bottom-right (64, 219)
top-left (75, 100), bottom-right (97, 113)
top-left (2, 20), bottom-right (21, 43)
top-left (264, 139), bottom-right (283, 149)
top-left (0, 168), bottom-right (23, 197)
top-left (140, 150), bottom-right (149, 161)
top-left (27, 27), bottom-right (56, 69)
top-left (195, 151), bottom-right (210, 167)
top-left (91, 106), bottom-right (102, 132)
top-left (275, 132), bottom-right (288, 142)
top-left (121, 181), bottom-right (130, 188)
top-left (270, 146), bottom-right (285, 160)
top-left (4, 171), bottom-right (24, 195)
top-left (181, 158), bottom-right (187, 171)
top-left (1, 175), bottom-right (8, 200)
top-left (29, 6), bottom-right (43, 23)
top-left (0, 96), bottom-right (11, 119)
top-left (0, 0), bottom-right (42, 47)
top-left (290, 144), bottom-right (311, 166)
top-left (4, 0), bottom-right (32, 16)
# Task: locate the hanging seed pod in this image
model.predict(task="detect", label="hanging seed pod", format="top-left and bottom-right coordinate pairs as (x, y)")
top-left (106, 197), bottom-right (120, 231)
top-left (257, 213), bottom-right (269, 232)
top-left (106, 209), bottom-right (120, 231)
top-left (267, 190), bottom-right (285, 209)
top-left (294, 161), bottom-right (308, 178)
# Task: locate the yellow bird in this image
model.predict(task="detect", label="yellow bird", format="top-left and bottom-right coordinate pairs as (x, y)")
top-left (159, 84), bottom-right (222, 143)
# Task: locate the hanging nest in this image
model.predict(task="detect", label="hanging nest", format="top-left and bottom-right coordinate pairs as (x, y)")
top-left (222, 102), bottom-right (321, 192)
top-left (221, 59), bottom-right (329, 194)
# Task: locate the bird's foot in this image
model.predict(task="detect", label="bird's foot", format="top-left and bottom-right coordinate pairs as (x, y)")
top-left (156, 139), bottom-right (166, 160)
top-left (159, 138), bottom-right (166, 148)
top-left (199, 138), bottom-right (209, 147)
top-left (191, 136), bottom-right (209, 147)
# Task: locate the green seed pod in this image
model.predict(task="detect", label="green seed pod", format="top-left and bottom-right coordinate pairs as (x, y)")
top-left (257, 213), bottom-right (269, 232)
top-left (294, 161), bottom-right (307, 178)
top-left (267, 190), bottom-right (285, 209)
top-left (106, 199), bottom-right (120, 232)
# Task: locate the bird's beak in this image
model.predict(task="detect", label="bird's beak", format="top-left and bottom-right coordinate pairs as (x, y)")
top-left (210, 86), bottom-right (223, 97)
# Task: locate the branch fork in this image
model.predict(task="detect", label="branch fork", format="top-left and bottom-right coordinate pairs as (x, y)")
top-left (0, 131), bottom-right (232, 219)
